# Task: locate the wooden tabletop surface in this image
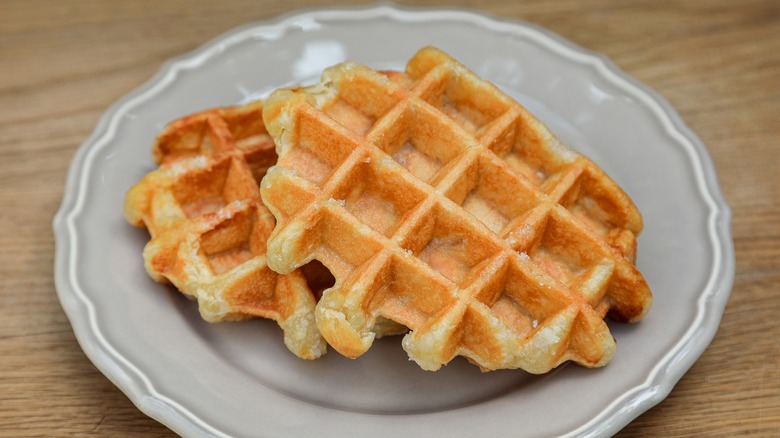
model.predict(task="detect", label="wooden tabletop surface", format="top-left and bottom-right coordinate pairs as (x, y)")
top-left (2, 0), bottom-right (778, 436)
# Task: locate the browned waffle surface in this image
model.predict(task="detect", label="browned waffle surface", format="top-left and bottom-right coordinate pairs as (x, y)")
top-left (261, 47), bottom-right (652, 372)
top-left (124, 101), bottom-right (327, 359)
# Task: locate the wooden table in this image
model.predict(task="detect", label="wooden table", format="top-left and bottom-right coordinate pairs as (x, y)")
top-left (2, 0), bottom-right (777, 436)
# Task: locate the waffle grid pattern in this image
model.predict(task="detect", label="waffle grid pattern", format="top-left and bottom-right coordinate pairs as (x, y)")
top-left (262, 47), bottom-right (651, 372)
top-left (124, 102), bottom-right (326, 359)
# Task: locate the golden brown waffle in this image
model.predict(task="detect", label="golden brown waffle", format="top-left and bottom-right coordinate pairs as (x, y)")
top-left (124, 101), bottom-right (327, 360)
top-left (260, 47), bottom-right (652, 372)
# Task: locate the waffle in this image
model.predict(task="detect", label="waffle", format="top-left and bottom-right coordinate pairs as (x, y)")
top-left (124, 101), bottom-right (327, 360)
top-left (260, 47), bottom-right (652, 372)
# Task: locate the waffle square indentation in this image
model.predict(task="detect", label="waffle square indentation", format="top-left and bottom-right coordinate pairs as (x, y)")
top-left (371, 100), bottom-right (472, 185)
top-left (279, 107), bottom-right (358, 185)
top-left (417, 68), bottom-right (512, 135)
top-left (330, 153), bottom-right (428, 237)
top-left (443, 153), bottom-right (546, 235)
top-left (324, 70), bottom-right (404, 135)
top-left (365, 254), bottom-right (456, 329)
top-left (400, 203), bottom-right (502, 285)
top-left (172, 157), bottom-right (256, 219)
top-left (526, 211), bottom-right (606, 290)
top-left (200, 204), bottom-right (269, 274)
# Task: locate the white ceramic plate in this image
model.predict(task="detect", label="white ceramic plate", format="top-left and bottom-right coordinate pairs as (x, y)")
top-left (54, 5), bottom-right (734, 437)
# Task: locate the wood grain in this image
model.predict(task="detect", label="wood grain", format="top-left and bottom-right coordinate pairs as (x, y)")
top-left (1, 0), bottom-right (778, 436)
